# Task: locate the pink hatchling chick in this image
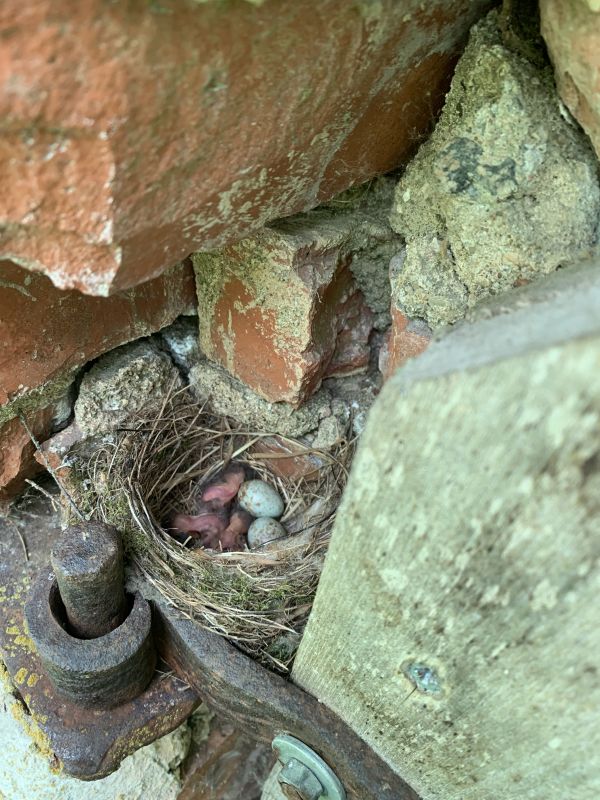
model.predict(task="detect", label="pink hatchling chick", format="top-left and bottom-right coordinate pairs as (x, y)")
top-left (171, 512), bottom-right (227, 538)
top-left (201, 464), bottom-right (246, 506)
top-left (219, 507), bottom-right (254, 551)
top-left (168, 463), bottom-right (249, 550)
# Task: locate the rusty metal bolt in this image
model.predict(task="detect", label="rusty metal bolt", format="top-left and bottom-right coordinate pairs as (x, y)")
top-left (26, 523), bottom-right (155, 708)
top-left (50, 522), bottom-right (127, 639)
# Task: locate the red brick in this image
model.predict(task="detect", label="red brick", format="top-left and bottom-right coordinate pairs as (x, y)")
top-left (379, 307), bottom-right (432, 380)
top-left (0, 260), bottom-right (194, 405)
top-left (33, 422), bottom-right (83, 476)
top-left (541, 0), bottom-right (600, 159)
top-left (194, 219), bottom-right (375, 407)
top-left (0, 0), bottom-right (492, 295)
top-left (0, 259), bottom-right (195, 501)
top-left (0, 406), bottom-right (57, 505)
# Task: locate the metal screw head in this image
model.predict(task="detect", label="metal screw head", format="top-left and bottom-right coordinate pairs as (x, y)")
top-left (272, 734), bottom-right (346, 800)
top-left (279, 757), bottom-right (323, 800)
top-left (403, 662), bottom-right (443, 695)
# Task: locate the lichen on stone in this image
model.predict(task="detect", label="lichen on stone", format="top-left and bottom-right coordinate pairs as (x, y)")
top-left (74, 339), bottom-right (182, 436)
top-left (160, 315), bottom-right (201, 373)
top-left (390, 10), bottom-right (600, 329)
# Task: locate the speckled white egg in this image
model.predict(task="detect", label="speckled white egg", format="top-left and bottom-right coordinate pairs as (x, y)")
top-left (247, 517), bottom-right (287, 549)
top-left (238, 480), bottom-right (284, 518)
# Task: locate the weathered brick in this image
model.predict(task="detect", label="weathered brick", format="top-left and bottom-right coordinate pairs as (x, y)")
top-left (379, 307), bottom-right (432, 379)
top-left (250, 437), bottom-right (328, 482)
top-left (0, 405), bottom-right (65, 504)
top-left (0, 0), bottom-right (492, 295)
top-left (33, 422), bottom-right (83, 478)
top-left (541, 0), bottom-right (600, 159)
top-left (0, 260), bottom-right (195, 406)
top-left (193, 207), bottom-right (399, 406)
top-left (0, 259), bottom-right (195, 500)
top-left (189, 359), bottom-right (331, 437)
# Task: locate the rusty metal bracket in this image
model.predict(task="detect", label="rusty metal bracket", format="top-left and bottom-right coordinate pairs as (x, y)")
top-left (25, 569), bottom-right (155, 708)
top-left (0, 508), bottom-right (419, 798)
top-left (150, 591), bottom-right (419, 800)
top-left (0, 513), bottom-right (200, 780)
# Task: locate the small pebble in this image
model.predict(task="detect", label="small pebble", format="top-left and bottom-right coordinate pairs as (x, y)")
top-left (247, 517), bottom-right (287, 549)
top-left (238, 480), bottom-right (284, 518)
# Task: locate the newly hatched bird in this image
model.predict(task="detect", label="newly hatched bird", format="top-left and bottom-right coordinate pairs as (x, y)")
top-left (169, 463), bottom-right (250, 550)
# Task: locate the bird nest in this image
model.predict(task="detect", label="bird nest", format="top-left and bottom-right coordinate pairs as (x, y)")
top-left (73, 388), bottom-right (353, 673)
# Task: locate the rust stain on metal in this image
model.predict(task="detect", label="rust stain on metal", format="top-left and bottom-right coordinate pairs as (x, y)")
top-left (0, 511), bottom-right (200, 780)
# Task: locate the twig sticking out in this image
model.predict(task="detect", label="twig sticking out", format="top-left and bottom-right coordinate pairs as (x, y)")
top-left (17, 412), bottom-right (85, 522)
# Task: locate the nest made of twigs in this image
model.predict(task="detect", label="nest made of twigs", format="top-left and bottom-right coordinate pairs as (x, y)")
top-left (75, 387), bottom-right (353, 673)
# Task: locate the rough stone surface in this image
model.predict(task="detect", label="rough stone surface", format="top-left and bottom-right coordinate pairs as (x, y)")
top-left (0, 663), bottom-right (192, 800)
top-left (160, 315), bottom-right (201, 373)
top-left (541, 0), bottom-right (600, 159)
top-left (193, 195), bottom-right (399, 406)
top-left (310, 416), bottom-right (346, 451)
top-left (0, 0), bottom-right (492, 295)
top-left (324, 367), bottom-right (383, 437)
top-left (389, 11), bottom-right (600, 330)
top-left (189, 359), bottom-right (331, 437)
top-left (75, 340), bottom-right (182, 436)
top-left (292, 260), bottom-right (600, 800)
top-left (336, 178), bottom-right (400, 331)
top-left (0, 259), bottom-right (195, 500)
